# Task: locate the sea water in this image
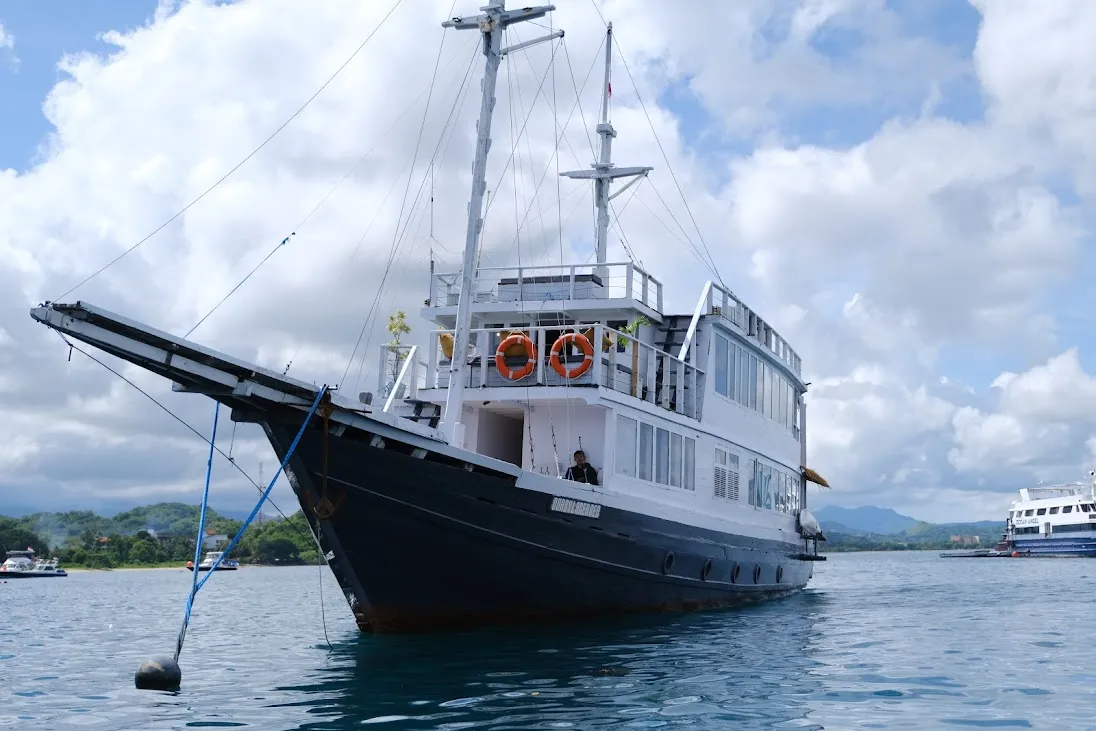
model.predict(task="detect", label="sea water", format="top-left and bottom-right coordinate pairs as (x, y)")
top-left (2, 551), bottom-right (1094, 729)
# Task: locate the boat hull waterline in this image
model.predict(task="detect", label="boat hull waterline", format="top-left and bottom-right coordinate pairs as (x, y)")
top-left (266, 420), bottom-right (813, 634)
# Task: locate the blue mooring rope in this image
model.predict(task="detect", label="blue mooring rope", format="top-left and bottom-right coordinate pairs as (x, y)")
top-left (174, 385), bottom-right (329, 663)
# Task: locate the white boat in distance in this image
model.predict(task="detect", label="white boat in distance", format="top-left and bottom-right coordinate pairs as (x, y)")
top-left (186, 551), bottom-right (240, 572)
top-left (0, 549), bottom-right (68, 578)
top-left (29, 1), bottom-right (829, 632)
top-left (1006, 472), bottom-right (1096, 557)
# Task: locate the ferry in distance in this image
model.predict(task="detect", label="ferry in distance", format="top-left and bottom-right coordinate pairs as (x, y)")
top-left (1006, 471), bottom-right (1096, 557)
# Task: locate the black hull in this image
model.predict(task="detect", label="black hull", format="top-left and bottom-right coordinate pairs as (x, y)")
top-left (0, 572), bottom-right (67, 578)
top-left (184, 566), bottom-right (237, 572)
top-left (262, 415), bottom-right (816, 634)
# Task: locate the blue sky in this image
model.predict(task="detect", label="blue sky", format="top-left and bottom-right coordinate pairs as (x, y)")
top-left (0, 0), bottom-right (161, 171)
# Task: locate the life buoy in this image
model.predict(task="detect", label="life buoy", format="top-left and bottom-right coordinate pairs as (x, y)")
top-left (495, 333), bottom-right (537, 381)
top-left (549, 332), bottom-right (594, 379)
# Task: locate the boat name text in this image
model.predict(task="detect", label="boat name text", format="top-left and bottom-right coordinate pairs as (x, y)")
top-left (551, 497), bottom-right (601, 519)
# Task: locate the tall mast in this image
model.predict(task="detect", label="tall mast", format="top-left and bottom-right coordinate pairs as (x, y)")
top-left (561, 22), bottom-right (652, 282)
top-left (440, 1), bottom-right (562, 447)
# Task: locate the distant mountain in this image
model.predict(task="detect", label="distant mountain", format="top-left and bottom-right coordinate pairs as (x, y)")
top-left (814, 505), bottom-right (920, 535)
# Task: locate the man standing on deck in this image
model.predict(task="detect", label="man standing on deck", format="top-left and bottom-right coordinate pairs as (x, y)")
top-left (565, 450), bottom-right (599, 485)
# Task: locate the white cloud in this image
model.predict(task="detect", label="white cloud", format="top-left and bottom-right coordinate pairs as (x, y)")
top-left (0, 20), bottom-right (15, 68)
top-left (2, 0), bottom-right (1096, 524)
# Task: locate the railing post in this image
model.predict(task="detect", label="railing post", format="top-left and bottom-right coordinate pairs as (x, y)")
top-left (656, 280), bottom-right (664, 312)
top-left (675, 358), bottom-right (684, 414)
top-left (536, 326), bottom-right (546, 385)
top-left (641, 271), bottom-right (649, 308)
top-left (428, 332), bottom-right (439, 389)
top-left (625, 262), bottom-right (634, 301)
top-left (647, 347), bottom-right (656, 403)
top-left (409, 346), bottom-right (419, 401)
top-left (592, 323), bottom-right (604, 388)
top-left (569, 265), bottom-right (576, 300)
top-left (608, 328), bottom-right (619, 392)
top-left (377, 346), bottom-right (387, 397)
top-left (479, 330), bottom-right (488, 388)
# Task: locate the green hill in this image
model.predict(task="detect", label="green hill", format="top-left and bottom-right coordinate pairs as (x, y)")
top-left (1, 502), bottom-right (319, 568)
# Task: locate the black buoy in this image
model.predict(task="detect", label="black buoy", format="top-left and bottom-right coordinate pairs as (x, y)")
top-left (135, 657), bottom-right (182, 691)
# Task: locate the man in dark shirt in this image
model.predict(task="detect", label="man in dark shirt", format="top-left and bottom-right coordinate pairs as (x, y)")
top-left (564, 450), bottom-right (599, 485)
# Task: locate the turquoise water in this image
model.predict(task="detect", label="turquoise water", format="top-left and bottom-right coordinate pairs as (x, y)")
top-left (2, 552), bottom-right (1095, 729)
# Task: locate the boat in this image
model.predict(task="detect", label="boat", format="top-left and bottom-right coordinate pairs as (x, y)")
top-left (28, 1), bottom-right (828, 633)
top-left (0, 549), bottom-right (69, 577)
top-left (186, 551), bottom-right (240, 572)
top-left (1003, 473), bottom-right (1096, 557)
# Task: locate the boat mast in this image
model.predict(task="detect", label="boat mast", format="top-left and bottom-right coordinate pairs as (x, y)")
top-left (440, 1), bottom-right (562, 447)
top-left (561, 22), bottom-right (652, 282)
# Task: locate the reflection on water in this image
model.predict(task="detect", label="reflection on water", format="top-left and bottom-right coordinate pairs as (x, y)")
top-left (3, 552), bottom-right (1094, 729)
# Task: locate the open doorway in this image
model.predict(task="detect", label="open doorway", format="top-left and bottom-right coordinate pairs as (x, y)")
top-left (476, 408), bottom-right (524, 467)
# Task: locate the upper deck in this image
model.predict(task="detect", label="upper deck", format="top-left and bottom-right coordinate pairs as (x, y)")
top-left (423, 261), bottom-right (664, 326)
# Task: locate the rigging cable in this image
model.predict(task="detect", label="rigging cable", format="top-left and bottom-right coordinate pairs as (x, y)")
top-left (184, 35), bottom-right (474, 341)
top-left (586, 2), bottom-right (724, 284)
top-left (53, 0), bottom-right (407, 302)
top-left (340, 2), bottom-right (461, 385)
top-left (54, 332), bottom-right (318, 549)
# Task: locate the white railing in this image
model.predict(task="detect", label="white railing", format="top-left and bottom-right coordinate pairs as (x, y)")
top-left (426, 323), bottom-right (704, 419)
top-left (679, 281), bottom-right (802, 378)
top-left (376, 344), bottom-right (427, 409)
top-left (427, 262), bottom-right (664, 313)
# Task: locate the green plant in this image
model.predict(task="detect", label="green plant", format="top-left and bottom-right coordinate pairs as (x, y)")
top-left (616, 315), bottom-right (652, 349)
top-left (386, 310), bottom-right (412, 386)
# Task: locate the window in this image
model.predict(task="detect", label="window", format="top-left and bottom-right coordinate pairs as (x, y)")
top-left (737, 346), bottom-right (748, 405)
top-left (728, 346), bottom-right (737, 401)
top-left (763, 465), bottom-right (773, 509)
top-left (714, 449), bottom-right (728, 499)
top-left (758, 363), bottom-right (767, 416)
top-left (748, 356), bottom-right (757, 410)
top-left (1049, 507), bottom-right (1059, 515)
top-left (1063, 505), bottom-right (1073, 514)
top-left (670, 433), bottom-right (683, 488)
top-left (1037, 508), bottom-right (1046, 515)
top-left (655, 428), bottom-right (670, 484)
top-left (1083, 504), bottom-right (1094, 512)
top-left (638, 423), bottom-right (653, 481)
top-left (615, 415), bottom-right (637, 477)
top-left (782, 381), bottom-right (791, 429)
top-left (715, 335), bottom-right (729, 397)
top-left (684, 437), bottom-right (695, 491)
top-left (1024, 509), bottom-right (1034, 516)
top-left (747, 459), bottom-right (757, 506)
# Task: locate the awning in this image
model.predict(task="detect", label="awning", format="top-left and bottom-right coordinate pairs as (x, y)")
top-left (802, 467), bottom-right (830, 488)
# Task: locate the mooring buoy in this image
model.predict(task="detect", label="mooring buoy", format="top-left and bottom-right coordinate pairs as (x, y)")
top-left (134, 657), bottom-right (181, 691)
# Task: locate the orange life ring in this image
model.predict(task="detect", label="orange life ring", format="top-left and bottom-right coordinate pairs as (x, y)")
top-left (495, 333), bottom-right (537, 380)
top-left (550, 332), bottom-right (594, 379)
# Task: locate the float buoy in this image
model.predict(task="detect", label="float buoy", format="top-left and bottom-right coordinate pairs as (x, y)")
top-left (135, 657), bottom-right (181, 691)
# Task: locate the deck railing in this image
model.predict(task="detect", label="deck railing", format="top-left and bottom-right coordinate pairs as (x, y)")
top-left (376, 344), bottom-right (427, 409)
top-left (679, 281), bottom-right (802, 378)
top-left (427, 262), bottom-right (664, 313)
top-left (425, 323), bottom-right (704, 419)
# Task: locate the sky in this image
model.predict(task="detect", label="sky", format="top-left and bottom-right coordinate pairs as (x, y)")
top-left (2, 0), bottom-right (1096, 523)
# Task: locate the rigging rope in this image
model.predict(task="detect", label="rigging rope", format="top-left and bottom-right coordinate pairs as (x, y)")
top-left (56, 333), bottom-right (317, 548)
top-left (175, 385), bottom-right (328, 662)
top-left (54, 0), bottom-right (407, 302)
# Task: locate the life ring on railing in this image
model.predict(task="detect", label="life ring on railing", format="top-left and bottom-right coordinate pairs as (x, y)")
top-left (495, 333), bottom-right (537, 381)
top-left (549, 332), bottom-right (594, 379)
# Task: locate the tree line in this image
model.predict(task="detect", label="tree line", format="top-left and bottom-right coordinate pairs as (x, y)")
top-left (0, 503), bottom-right (321, 569)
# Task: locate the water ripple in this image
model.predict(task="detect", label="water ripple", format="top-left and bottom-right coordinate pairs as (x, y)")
top-left (4, 556), bottom-right (1096, 728)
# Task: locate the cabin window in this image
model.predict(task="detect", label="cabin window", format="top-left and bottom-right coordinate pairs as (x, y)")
top-left (655, 428), bottom-right (670, 485)
top-left (1083, 504), bottom-right (1094, 512)
top-left (684, 437), bottom-right (695, 491)
top-left (715, 335), bottom-right (729, 398)
top-left (748, 356), bottom-right (758, 410)
top-left (1036, 508), bottom-right (1046, 515)
top-left (615, 415), bottom-right (637, 477)
top-left (1063, 505), bottom-right (1073, 514)
top-left (638, 423), bottom-right (654, 481)
top-left (1049, 507), bottom-right (1059, 515)
top-left (736, 346), bottom-right (748, 406)
top-left (669, 433), bottom-right (683, 488)
top-left (1024, 509), bottom-right (1034, 516)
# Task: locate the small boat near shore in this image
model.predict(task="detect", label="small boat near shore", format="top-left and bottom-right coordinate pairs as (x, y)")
top-left (0, 549), bottom-right (69, 577)
top-left (185, 551), bottom-right (239, 572)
